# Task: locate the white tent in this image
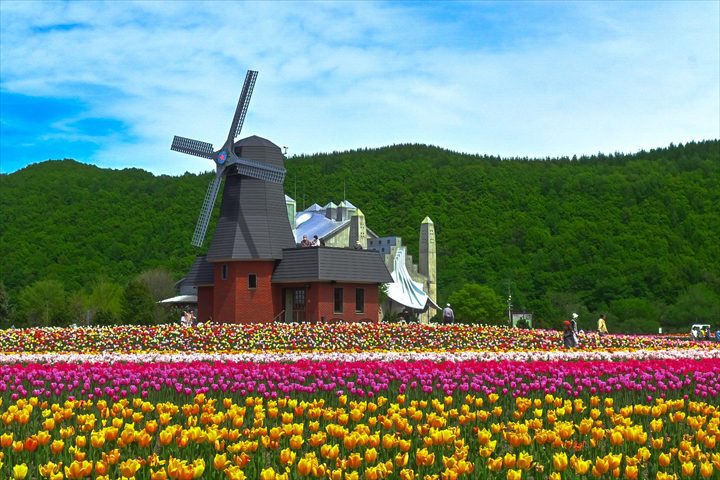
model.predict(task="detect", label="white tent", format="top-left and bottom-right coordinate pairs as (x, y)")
top-left (385, 247), bottom-right (438, 311)
top-left (158, 295), bottom-right (197, 304)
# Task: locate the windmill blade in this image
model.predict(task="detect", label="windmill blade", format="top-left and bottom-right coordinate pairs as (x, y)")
top-left (234, 156), bottom-right (286, 184)
top-left (192, 175), bottom-right (223, 247)
top-left (171, 136), bottom-right (215, 159)
top-left (228, 70), bottom-right (258, 141)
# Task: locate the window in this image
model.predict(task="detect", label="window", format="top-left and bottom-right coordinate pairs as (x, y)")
top-left (334, 288), bottom-right (344, 313)
top-left (248, 274), bottom-right (257, 289)
top-left (355, 288), bottom-right (365, 313)
top-left (222, 264), bottom-right (228, 280)
top-left (294, 289), bottom-right (305, 310)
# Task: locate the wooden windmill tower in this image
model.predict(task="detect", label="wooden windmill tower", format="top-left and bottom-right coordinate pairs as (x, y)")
top-left (171, 70), bottom-right (296, 322)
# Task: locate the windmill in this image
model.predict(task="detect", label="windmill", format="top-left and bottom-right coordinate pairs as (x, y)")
top-left (171, 70), bottom-right (286, 247)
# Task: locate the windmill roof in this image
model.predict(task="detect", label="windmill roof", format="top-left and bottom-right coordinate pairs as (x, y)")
top-left (185, 256), bottom-right (214, 286)
top-left (273, 247), bottom-right (393, 283)
top-left (234, 135), bottom-right (280, 149)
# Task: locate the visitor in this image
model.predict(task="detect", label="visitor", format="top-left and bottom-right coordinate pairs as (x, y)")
top-left (715, 329), bottom-right (720, 342)
top-left (597, 314), bottom-right (608, 335)
top-left (300, 235), bottom-right (312, 247)
top-left (562, 320), bottom-right (575, 348)
top-left (570, 313), bottom-right (580, 346)
top-left (442, 304), bottom-right (454, 324)
top-left (353, 240), bottom-right (363, 250)
top-left (311, 235), bottom-right (320, 247)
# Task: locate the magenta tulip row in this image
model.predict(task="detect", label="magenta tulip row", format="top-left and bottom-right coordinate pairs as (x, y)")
top-left (3, 358), bottom-right (719, 403)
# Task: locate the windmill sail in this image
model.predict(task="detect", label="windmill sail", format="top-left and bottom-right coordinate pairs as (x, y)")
top-left (171, 136), bottom-right (215, 159)
top-left (192, 175), bottom-right (223, 247)
top-left (234, 157), bottom-right (285, 183)
top-left (231, 70), bottom-right (258, 140)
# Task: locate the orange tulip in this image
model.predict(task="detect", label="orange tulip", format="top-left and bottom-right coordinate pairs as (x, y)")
top-left (50, 439), bottom-right (65, 455)
top-left (700, 461), bottom-right (714, 478)
top-left (64, 460), bottom-right (93, 479)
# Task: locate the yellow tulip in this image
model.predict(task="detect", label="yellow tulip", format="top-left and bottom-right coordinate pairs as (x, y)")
top-left (118, 459), bottom-right (141, 477)
top-left (149, 469), bottom-right (168, 480)
top-left (699, 461), bottom-right (714, 478)
top-left (625, 465), bottom-right (638, 480)
top-left (365, 447), bottom-right (378, 464)
top-left (223, 466), bottom-right (246, 480)
top-left (50, 439), bottom-right (65, 455)
top-left (506, 469), bottom-right (522, 480)
top-left (260, 467), bottom-right (276, 480)
top-left (280, 447), bottom-right (297, 465)
top-left (517, 451), bottom-right (533, 470)
top-left (64, 460), bottom-right (93, 479)
top-left (95, 460), bottom-right (109, 476)
top-left (487, 457), bottom-right (503, 472)
top-left (39, 461), bottom-right (61, 477)
top-left (681, 461), bottom-right (696, 477)
top-left (415, 448), bottom-right (435, 467)
top-left (393, 451), bottom-right (409, 468)
top-left (399, 469), bottom-right (416, 480)
top-left (553, 452), bottom-right (568, 472)
top-left (12, 464), bottom-right (28, 480)
top-left (213, 453), bottom-right (230, 469)
top-left (659, 452), bottom-right (672, 468)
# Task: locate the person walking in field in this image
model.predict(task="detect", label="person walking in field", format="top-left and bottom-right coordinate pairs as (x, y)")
top-left (597, 314), bottom-right (608, 335)
top-left (442, 304), bottom-right (455, 324)
top-left (570, 313), bottom-right (580, 346)
top-left (562, 320), bottom-right (575, 348)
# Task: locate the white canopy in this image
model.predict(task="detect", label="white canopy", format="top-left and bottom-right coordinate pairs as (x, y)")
top-left (158, 295), bottom-right (197, 304)
top-left (385, 247), bottom-right (438, 311)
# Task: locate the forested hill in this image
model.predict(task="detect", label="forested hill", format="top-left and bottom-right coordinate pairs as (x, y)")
top-left (1, 140), bottom-right (718, 328)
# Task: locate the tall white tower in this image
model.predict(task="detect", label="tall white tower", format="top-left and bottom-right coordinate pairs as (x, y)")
top-left (419, 216), bottom-right (437, 322)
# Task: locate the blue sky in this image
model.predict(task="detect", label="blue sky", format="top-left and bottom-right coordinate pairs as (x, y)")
top-left (1, 0), bottom-right (718, 176)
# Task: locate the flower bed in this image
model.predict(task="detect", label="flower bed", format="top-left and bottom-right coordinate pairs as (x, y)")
top-left (1, 324), bottom-right (719, 479)
top-left (1, 359), bottom-right (719, 478)
top-left (1, 323), bottom-right (715, 355)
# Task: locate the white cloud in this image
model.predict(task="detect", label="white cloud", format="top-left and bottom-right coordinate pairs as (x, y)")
top-left (0, 0), bottom-right (717, 175)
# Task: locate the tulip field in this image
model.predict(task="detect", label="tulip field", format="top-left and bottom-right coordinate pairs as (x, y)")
top-left (1, 323), bottom-right (719, 479)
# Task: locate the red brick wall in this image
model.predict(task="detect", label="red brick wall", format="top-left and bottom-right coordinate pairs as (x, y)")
top-left (197, 286), bottom-right (214, 323)
top-left (213, 261), bottom-right (277, 323)
top-left (314, 283), bottom-right (379, 323)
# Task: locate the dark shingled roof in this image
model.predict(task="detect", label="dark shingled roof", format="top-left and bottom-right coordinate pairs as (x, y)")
top-left (185, 256), bottom-right (214, 286)
top-left (272, 247), bottom-right (393, 284)
top-left (206, 135), bottom-right (296, 261)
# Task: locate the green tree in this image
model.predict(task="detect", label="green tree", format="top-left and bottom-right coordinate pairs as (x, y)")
top-left (137, 268), bottom-right (176, 301)
top-left (87, 279), bottom-right (123, 325)
top-left (448, 284), bottom-right (505, 325)
top-left (0, 282), bottom-right (12, 328)
top-left (610, 297), bottom-right (660, 334)
top-left (120, 279), bottom-right (156, 325)
top-left (666, 283), bottom-right (720, 332)
top-left (17, 279), bottom-right (68, 327)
